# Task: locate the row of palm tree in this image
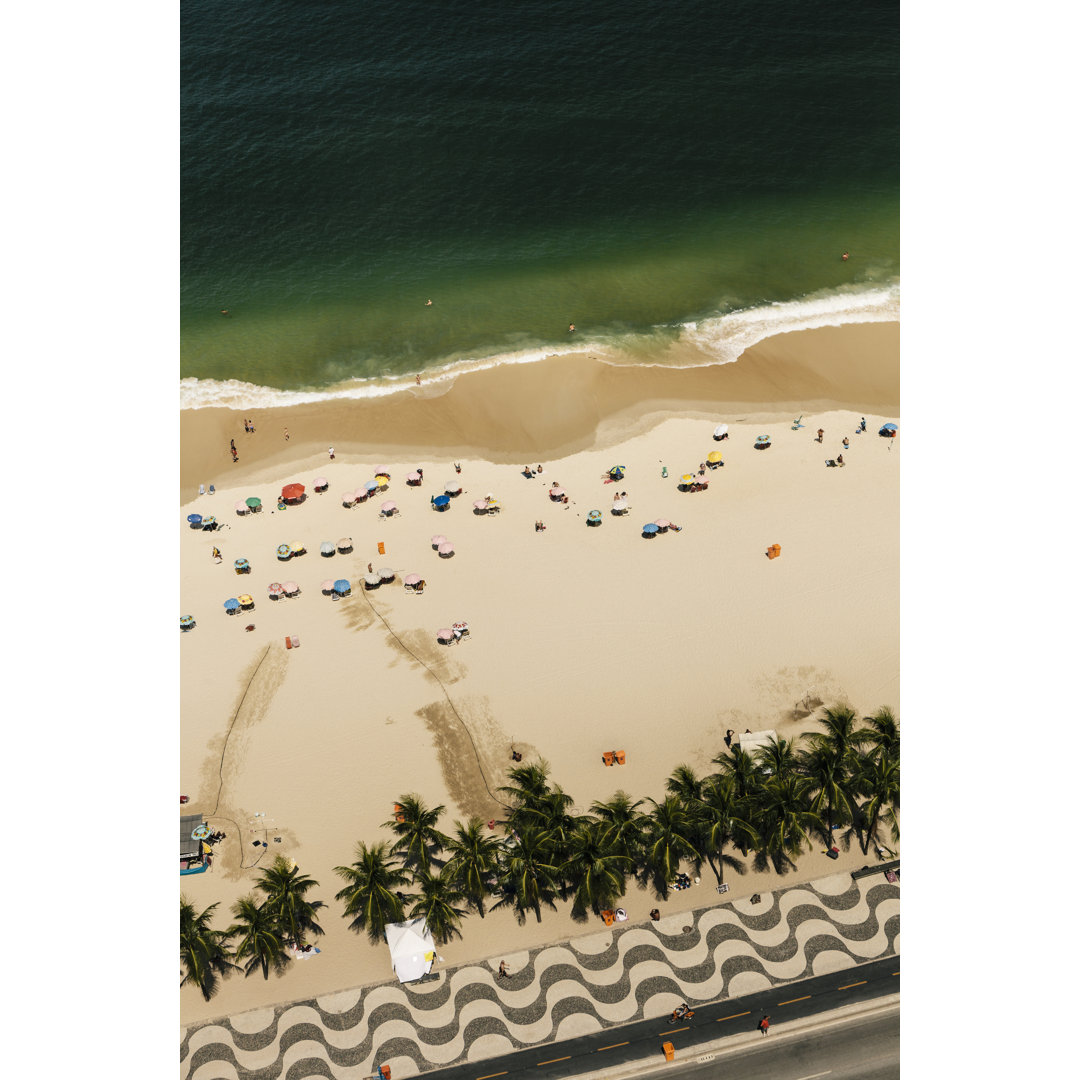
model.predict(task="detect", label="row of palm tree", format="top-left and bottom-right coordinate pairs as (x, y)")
top-left (182, 704), bottom-right (898, 1000)
top-left (180, 856), bottom-right (325, 1001)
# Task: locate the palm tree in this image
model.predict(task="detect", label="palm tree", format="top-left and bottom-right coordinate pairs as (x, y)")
top-left (753, 734), bottom-right (802, 782)
top-left (862, 706), bottom-right (900, 763)
top-left (254, 856), bottom-right (326, 948)
top-left (180, 897), bottom-right (237, 1001)
top-left (697, 774), bottom-right (760, 888)
top-left (334, 841), bottom-right (415, 943)
top-left (799, 743), bottom-right (858, 844)
top-left (853, 753), bottom-right (900, 855)
top-left (666, 764), bottom-right (706, 803)
top-left (756, 776), bottom-right (824, 869)
top-left (590, 790), bottom-right (647, 868)
top-left (499, 760), bottom-right (553, 809)
top-left (384, 794), bottom-right (450, 874)
top-left (564, 823), bottom-right (632, 921)
top-left (492, 828), bottom-right (561, 924)
top-left (228, 895), bottom-right (291, 980)
top-left (526, 786), bottom-right (582, 884)
top-left (809, 704), bottom-right (866, 766)
top-left (712, 745), bottom-right (760, 803)
top-left (443, 818), bottom-right (502, 917)
top-left (641, 796), bottom-right (702, 899)
top-left (409, 869), bottom-right (468, 945)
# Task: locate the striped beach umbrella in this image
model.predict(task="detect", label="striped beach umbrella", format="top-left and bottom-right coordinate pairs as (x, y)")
top-left (277, 544), bottom-right (292, 560)
top-left (202, 516), bottom-right (217, 529)
top-left (234, 557), bottom-right (250, 572)
top-left (180, 615), bottom-right (196, 631)
top-left (290, 542), bottom-right (306, 556)
top-left (268, 583), bottom-right (285, 598)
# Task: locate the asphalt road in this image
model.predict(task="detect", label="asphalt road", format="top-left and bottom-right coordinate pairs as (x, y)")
top-left (424, 955), bottom-right (900, 1080)
top-left (665, 1007), bottom-right (899, 1079)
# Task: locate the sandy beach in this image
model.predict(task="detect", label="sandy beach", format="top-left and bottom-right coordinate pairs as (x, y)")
top-left (180, 320), bottom-right (899, 1027)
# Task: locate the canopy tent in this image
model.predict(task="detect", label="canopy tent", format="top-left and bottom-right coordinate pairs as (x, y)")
top-left (735, 729), bottom-right (778, 760)
top-left (385, 918), bottom-right (436, 983)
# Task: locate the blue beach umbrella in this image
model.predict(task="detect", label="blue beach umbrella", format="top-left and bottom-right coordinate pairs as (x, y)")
top-left (642, 523), bottom-right (660, 537)
top-left (202, 515), bottom-right (217, 529)
top-left (365, 480), bottom-right (379, 492)
top-left (432, 494), bottom-right (450, 511)
top-left (879, 423), bottom-right (898, 436)
top-left (224, 598), bottom-right (240, 612)
top-left (234, 558), bottom-right (250, 572)
top-left (587, 510), bottom-right (602, 525)
top-left (276, 544), bottom-right (291, 560)
top-left (333, 579), bottom-right (351, 595)
top-left (180, 615), bottom-right (195, 631)
top-left (187, 514), bottom-right (202, 527)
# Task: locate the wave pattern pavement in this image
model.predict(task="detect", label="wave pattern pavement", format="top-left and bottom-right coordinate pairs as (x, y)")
top-left (181, 873), bottom-right (899, 1079)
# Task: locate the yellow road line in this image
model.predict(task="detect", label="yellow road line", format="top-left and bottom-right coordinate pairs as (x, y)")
top-left (838, 980), bottom-right (867, 989)
top-left (778, 995), bottom-right (811, 1006)
top-left (536, 1057), bottom-right (570, 1066)
top-left (597, 1041), bottom-right (629, 1051)
top-left (717, 1011), bottom-right (751, 1022)
top-left (475, 1073), bottom-right (507, 1079)
top-left (667, 1026), bottom-right (690, 1033)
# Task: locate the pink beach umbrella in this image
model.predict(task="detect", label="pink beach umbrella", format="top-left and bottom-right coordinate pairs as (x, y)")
top-left (436, 628), bottom-right (454, 644)
top-left (654, 518), bottom-right (671, 531)
top-left (406, 471), bottom-right (421, 483)
top-left (268, 583), bottom-right (285, 598)
top-left (283, 581), bottom-right (299, 596)
top-left (438, 542), bottom-right (454, 557)
top-left (380, 501), bottom-right (397, 515)
top-left (314, 477), bottom-right (329, 490)
top-left (321, 580), bottom-right (335, 594)
top-left (235, 501), bottom-right (248, 515)
top-left (473, 499), bottom-right (489, 511)
top-left (373, 466), bottom-right (390, 477)
top-left (403, 574), bottom-right (422, 586)
top-left (431, 534), bottom-right (447, 548)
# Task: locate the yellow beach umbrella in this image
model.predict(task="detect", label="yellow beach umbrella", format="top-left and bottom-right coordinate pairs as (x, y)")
top-left (681, 474), bottom-right (694, 484)
top-left (707, 451), bottom-right (723, 463)
top-left (291, 542), bottom-right (306, 555)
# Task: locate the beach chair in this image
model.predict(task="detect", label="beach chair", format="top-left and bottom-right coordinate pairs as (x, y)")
top-left (601, 909), bottom-right (616, 926)
top-left (614, 750), bottom-right (625, 765)
top-left (602, 752), bottom-right (615, 767)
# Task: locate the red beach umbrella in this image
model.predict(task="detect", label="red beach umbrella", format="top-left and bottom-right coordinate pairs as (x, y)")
top-left (281, 483), bottom-right (305, 501)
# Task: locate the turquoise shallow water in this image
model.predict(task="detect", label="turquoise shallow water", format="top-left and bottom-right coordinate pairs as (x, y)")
top-left (181, 0), bottom-right (899, 404)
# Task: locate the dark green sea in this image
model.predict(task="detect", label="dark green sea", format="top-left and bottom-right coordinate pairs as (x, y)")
top-left (180, 0), bottom-right (899, 407)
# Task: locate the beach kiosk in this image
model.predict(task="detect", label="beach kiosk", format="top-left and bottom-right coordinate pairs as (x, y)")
top-left (181, 813), bottom-right (209, 875)
top-left (735, 730), bottom-right (778, 769)
top-left (385, 918), bottom-right (436, 983)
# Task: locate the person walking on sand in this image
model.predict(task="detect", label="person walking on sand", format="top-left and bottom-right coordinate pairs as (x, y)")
top-left (328, 446), bottom-right (335, 461)
top-left (231, 445), bottom-right (238, 462)
top-left (498, 961), bottom-right (509, 978)
top-left (842, 436), bottom-right (849, 449)
top-left (415, 374), bottom-right (421, 385)
top-left (759, 1015), bottom-right (770, 1035)
top-left (284, 428), bottom-right (289, 441)
top-left (816, 428), bottom-right (824, 443)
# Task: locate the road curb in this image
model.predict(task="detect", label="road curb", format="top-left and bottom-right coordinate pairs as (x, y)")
top-left (567, 992), bottom-right (900, 1080)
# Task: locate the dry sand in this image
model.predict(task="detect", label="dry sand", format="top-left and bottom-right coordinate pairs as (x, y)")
top-left (180, 321), bottom-right (899, 1025)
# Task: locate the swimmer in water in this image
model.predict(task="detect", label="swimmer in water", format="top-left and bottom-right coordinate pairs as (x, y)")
top-left (569, 323), bottom-right (575, 332)
top-left (841, 252), bottom-right (849, 261)
top-left (425, 299), bottom-right (432, 306)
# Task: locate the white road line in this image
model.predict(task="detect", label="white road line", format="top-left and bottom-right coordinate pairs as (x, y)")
top-left (792, 1072), bottom-right (831, 1080)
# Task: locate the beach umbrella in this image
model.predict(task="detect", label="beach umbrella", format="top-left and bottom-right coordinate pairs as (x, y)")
top-left (654, 518), bottom-right (670, 530)
top-left (246, 497), bottom-right (261, 509)
top-left (283, 581), bottom-right (299, 596)
top-left (473, 499), bottom-right (489, 511)
top-left (380, 501), bottom-right (397, 515)
top-left (191, 823), bottom-right (212, 841)
top-left (754, 434), bottom-right (771, 448)
top-left (281, 483), bottom-right (305, 501)
top-left (548, 487), bottom-right (562, 498)
top-left (333, 579), bottom-right (351, 596)
top-left (713, 423), bottom-right (728, 438)
top-left (609, 465), bottom-right (625, 478)
top-left (314, 476), bottom-right (328, 490)
top-left (234, 558), bottom-right (250, 571)
top-left (337, 537), bottom-right (353, 552)
top-left (431, 534), bottom-right (447, 548)
top-left (364, 573), bottom-right (381, 588)
top-left (373, 467), bottom-right (390, 477)
top-left (365, 480), bottom-right (379, 492)
top-left (438, 542), bottom-right (454, 557)
top-left (432, 494), bottom-right (450, 510)
top-left (235, 501), bottom-right (248, 515)
top-left (202, 516), bottom-right (217, 529)
top-left (187, 513), bottom-right (202, 527)
top-left (444, 481), bottom-right (462, 494)
top-left (587, 510), bottom-right (602, 524)
top-left (437, 628), bottom-right (454, 644)
top-left (320, 542), bottom-right (336, 557)
top-left (403, 574), bottom-right (422, 586)
top-left (291, 542), bottom-right (306, 556)
top-left (406, 471), bottom-right (421, 483)
top-left (224, 598), bottom-right (240, 612)
top-left (238, 594), bottom-right (254, 608)
top-left (342, 491), bottom-right (356, 506)
top-left (375, 474), bottom-right (390, 489)
top-left (880, 423), bottom-right (898, 436)
top-left (321, 579), bottom-right (335, 594)
top-left (378, 567), bottom-right (395, 581)
top-left (707, 451), bottom-right (723, 464)
top-left (268, 583), bottom-right (285, 598)
top-left (642, 523), bottom-right (659, 537)
top-left (681, 474), bottom-right (694, 484)
top-left (180, 615), bottom-right (195, 631)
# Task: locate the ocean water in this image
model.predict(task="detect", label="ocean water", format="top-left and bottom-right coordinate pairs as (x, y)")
top-left (181, 0), bottom-right (899, 407)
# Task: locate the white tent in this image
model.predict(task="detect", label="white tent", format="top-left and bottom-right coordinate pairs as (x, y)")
top-left (713, 423), bottom-right (728, 438)
top-left (385, 918), bottom-right (436, 983)
top-left (736, 729), bottom-right (777, 761)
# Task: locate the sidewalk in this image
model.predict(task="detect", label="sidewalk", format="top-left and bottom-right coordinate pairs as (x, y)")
top-left (181, 869), bottom-right (899, 1080)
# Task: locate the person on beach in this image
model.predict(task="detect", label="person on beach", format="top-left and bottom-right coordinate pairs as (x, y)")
top-left (415, 374), bottom-right (421, 385)
top-left (724, 729), bottom-right (734, 748)
top-left (231, 446), bottom-right (238, 462)
top-left (837, 454), bottom-right (845, 467)
top-left (328, 446), bottom-right (335, 461)
top-left (498, 961), bottom-right (509, 978)
top-left (284, 428), bottom-right (289, 441)
top-left (537, 464), bottom-right (543, 474)
top-left (650, 908), bottom-right (660, 921)
top-left (367, 563), bottom-right (373, 573)
top-left (842, 437), bottom-right (849, 449)
top-left (816, 428), bottom-right (824, 443)
top-left (759, 1015), bottom-right (771, 1035)
top-left (454, 462), bottom-right (462, 474)
top-left (859, 417), bottom-right (867, 432)
top-left (212, 547), bottom-right (221, 561)
top-left (535, 520), bottom-right (545, 531)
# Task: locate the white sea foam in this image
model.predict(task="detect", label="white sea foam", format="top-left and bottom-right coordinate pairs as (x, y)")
top-left (179, 283), bottom-right (899, 411)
